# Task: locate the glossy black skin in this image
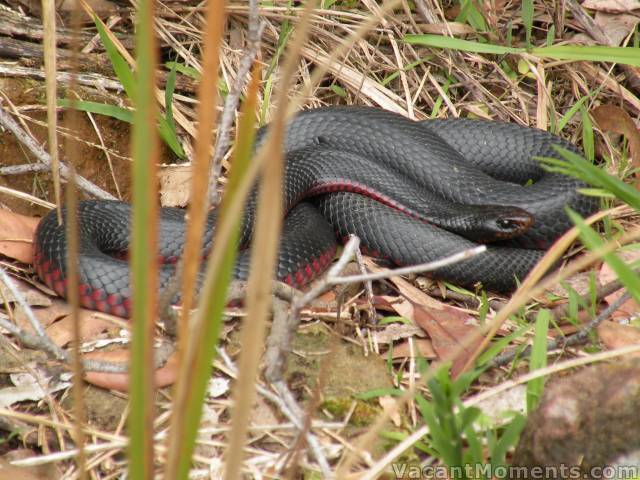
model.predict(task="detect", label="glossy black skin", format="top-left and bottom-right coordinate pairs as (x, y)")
top-left (34, 106), bottom-right (598, 316)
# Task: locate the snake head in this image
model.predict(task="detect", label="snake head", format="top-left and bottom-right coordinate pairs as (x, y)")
top-left (452, 205), bottom-right (534, 243)
top-left (483, 206), bottom-right (534, 241)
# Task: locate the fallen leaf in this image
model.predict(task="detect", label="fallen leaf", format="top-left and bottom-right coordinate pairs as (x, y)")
top-left (0, 372), bottom-right (69, 408)
top-left (600, 249), bottom-right (640, 320)
top-left (387, 338), bottom-right (436, 360)
top-left (372, 313), bottom-right (426, 343)
top-left (597, 321), bottom-right (640, 356)
top-left (378, 395), bottom-right (401, 427)
top-left (367, 260), bottom-right (482, 377)
top-left (46, 310), bottom-right (116, 347)
top-left (582, 0), bottom-right (640, 13)
top-left (0, 209), bottom-right (39, 263)
top-left (0, 454), bottom-right (62, 479)
top-left (159, 164), bottom-right (192, 207)
top-left (15, 299), bottom-right (70, 332)
top-left (595, 12), bottom-right (640, 45)
top-left (547, 271), bottom-right (595, 298)
top-left (0, 278), bottom-right (51, 308)
top-left (591, 105), bottom-right (640, 188)
top-left (83, 349), bottom-right (179, 391)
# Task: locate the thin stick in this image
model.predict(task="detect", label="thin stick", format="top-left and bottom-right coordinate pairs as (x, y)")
top-left (209, 0), bottom-right (265, 203)
top-left (332, 245), bottom-right (486, 284)
top-left (0, 105), bottom-right (115, 200)
top-left (490, 291), bottom-right (633, 368)
top-left (218, 349), bottom-right (331, 478)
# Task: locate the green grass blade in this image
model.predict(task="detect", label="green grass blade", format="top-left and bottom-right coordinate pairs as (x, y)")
top-left (94, 16), bottom-right (136, 100)
top-left (458, 405), bottom-right (481, 432)
top-left (405, 34), bottom-right (640, 67)
top-left (430, 77), bottom-right (452, 118)
top-left (462, 422), bottom-right (483, 466)
top-left (165, 62), bottom-right (177, 131)
top-left (128, 0), bottom-right (158, 476)
top-left (580, 106), bottom-right (595, 161)
top-left (526, 309), bottom-right (549, 412)
top-left (531, 44), bottom-right (640, 67)
top-left (157, 117), bottom-right (185, 158)
top-left (171, 70), bottom-right (259, 480)
top-left (545, 147), bottom-right (640, 211)
top-left (489, 414), bottom-right (527, 465)
top-left (404, 34), bottom-right (524, 55)
top-left (556, 91), bottom-right (597, 133)
top-left (567, 209), bottom-right (640, 304)
top-left (380, 57), bottom-right (431, 86)
top-left (165, 61), bottom-right (201, 80)
top-left (57, 99), bottom-right (133, 122)
top-left (522, 0), bottom-right (533, 47)
top-left (477, 324), bottom-right (532, 365)
top-left (546, 25), bottom-right (555, 47)
top-left (457, 0), bottom-right (487, 31)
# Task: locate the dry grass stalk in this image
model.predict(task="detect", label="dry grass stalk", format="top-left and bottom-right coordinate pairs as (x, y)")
top-left (0, 0), bottom-right (638, 476)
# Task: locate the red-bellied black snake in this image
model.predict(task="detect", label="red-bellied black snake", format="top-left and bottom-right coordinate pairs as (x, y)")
top-left (34, 106), bottom-right (597, 317)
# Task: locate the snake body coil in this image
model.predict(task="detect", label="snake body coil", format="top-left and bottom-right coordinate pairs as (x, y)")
top-left (34, 106), bottom-right (597, 317)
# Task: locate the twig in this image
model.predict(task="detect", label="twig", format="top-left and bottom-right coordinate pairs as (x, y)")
top-left (332, 245), bottom-right (486, 285)
top-left (217, 349), bottom-right (332, 478)
top-left (209, 0), bottom-right (265, 204)
top-left (0, 64), bottom-right (125, 92)
top-left (0, 312), bottom-right (66, 360)
top-left (0, 105), bottom-right (115, 200)
top-left (429, 273), bottom-right (628, 321)
top-left (272, 380), bottom-right (332, 477)
top-left (549, 276), bottom-right (627, 320)
top-left (0, 164), bottom-right (51, 175)
top-left (490, 291), bottom-right (632, 368)
top-left (354, 243), bottom-right (376, 320)
top-left (155, 1), bottom-right (264, 324)
top-left (261, 240), bottom-right (490, 476)
top-left (0, 267), bottom-right (174, 373)
top-left (0, 268), bottom-right (55, 344)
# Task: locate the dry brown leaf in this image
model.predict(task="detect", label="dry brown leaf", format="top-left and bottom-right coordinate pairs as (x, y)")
top-left (0, 278), bottom-right (51, 308)
top-left (600, 249), bottom-right (640, 319)
top-left (251, 396), bottom-right (279, 427)
top-left (378, 395), bottom-right (401, 427)
top-left (0, 452), bottom-right (62, 479)
top-left (547, 271), bottom-right (595, 298)
top-left (597, 321), bottom-right (640, 356)
top-left (46, 310), bottom-right (116, 347)
top-left (0, 209), bottom-right (39, 264)
top-left (595, 12), bottom-right (640, 45)
top-left (387, 338), bottom-right (436, 360)
top-left (14, 298), bottom-right (71, 333)
top-left (592, 105), bottom-right (640, 187)
top-left (83, 349), bottom-right (179, 391)
top-left (372, 313), bottom-right (426, 343)
top-left (383, 274), bottom-right (482, 377)
top-left (583, 0), bottom-right (640, 13)
top-left (159, 164), bottom-right (192, 207)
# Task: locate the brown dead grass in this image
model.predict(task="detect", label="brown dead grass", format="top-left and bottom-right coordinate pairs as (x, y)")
top-left (0, 0), bottom-right (638, 477)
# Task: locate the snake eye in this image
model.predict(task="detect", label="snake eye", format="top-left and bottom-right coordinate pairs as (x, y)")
top-left (497, 219), bottom-right (516, 230)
